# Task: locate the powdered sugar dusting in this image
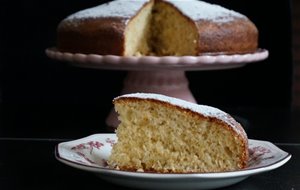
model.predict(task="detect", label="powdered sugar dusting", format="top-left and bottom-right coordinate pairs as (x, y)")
top-left (115, 93), bottom-right (246, 136)
top-left (64, 0), bottom-right (245, 23)
top-left (164, 0), bottom-right (245, 22)
top-left (66, 0), bottom-right (150, 20)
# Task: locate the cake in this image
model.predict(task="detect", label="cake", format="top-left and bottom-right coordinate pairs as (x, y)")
top-left (107, 93), bottom-right (249, 173)
top-left (57, 0), bottom-right (258, 56)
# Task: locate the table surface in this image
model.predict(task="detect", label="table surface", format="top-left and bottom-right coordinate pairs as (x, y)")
top-left (1, 108), bottom-right (300, 190)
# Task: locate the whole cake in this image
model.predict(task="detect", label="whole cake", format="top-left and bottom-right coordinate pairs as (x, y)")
top-left (57, 0), bottom-right (258, 56)
top-left (108, 93), bottom-right (249, 173)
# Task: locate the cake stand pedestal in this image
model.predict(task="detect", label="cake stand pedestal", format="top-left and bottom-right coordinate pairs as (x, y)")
top-left (107, 70), bottom-right (195, 127)
top-left (46, 48), bottom-right (268, 129)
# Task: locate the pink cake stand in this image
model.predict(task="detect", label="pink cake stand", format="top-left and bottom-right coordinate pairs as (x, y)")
top-left (45, 48), bottom-right (269, 128)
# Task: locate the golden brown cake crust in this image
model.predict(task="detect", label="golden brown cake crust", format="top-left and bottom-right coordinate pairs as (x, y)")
top-left (195, 19), bottom-right (258, 54)
top-left (57, 18), bottom-right (127, 55)
top-left (113, 94), bottom-right (249, 172)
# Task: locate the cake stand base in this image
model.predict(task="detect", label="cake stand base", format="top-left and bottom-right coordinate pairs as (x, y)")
top-left (105, 70), bottom-right (196, 128)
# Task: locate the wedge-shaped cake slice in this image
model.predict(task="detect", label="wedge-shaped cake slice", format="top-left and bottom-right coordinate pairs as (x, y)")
top-left (108, 93), bottom-right (248, 173)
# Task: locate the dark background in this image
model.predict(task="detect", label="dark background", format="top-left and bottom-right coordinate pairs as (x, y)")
top-left (0, 0), bottom-right (293, 139)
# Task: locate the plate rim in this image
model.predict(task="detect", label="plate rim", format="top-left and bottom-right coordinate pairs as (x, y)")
top-left (55, 133), bottom-right (291, 179)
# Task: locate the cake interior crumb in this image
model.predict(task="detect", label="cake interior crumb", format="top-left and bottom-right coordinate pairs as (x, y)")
top-left (125, 1), bottom-right (198, 56)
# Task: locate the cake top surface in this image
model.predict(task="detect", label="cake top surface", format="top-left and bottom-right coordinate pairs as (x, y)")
top-left (164, 0), bottom-right (245, 22)
top-left (64, 0), bottom-right (245, 23)
top-left (115, 93), bottom-right (246, 136)
top-left (65, 0), bottom-right (149, 21)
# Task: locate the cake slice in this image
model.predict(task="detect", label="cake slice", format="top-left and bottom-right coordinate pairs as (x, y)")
top-left (108, 93), bottom-right (249, 173)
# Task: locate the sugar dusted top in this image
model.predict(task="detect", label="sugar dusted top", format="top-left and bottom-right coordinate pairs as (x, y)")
top-left (64, 0), bottom-right (245, 23)
top-left (164, 0), bottom-right (245, 22)
top-left (65, 0), bottom-right (150, 21)
top-left (115, 93), bottom-right (247, 137)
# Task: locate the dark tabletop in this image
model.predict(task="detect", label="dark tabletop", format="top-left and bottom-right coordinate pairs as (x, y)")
top-left (1, 108), bottom-right (300, 190)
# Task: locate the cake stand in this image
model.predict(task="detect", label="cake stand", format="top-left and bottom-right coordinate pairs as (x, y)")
top-left (46, 48), bottom-right (269, 129)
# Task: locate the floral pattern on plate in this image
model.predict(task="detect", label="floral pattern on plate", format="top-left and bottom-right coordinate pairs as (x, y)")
top-left (56, 134), bottom-right (291, 190)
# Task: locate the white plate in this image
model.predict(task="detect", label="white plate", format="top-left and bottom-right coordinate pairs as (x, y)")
top-left (46, 48), bottom-right (268, 71)
top-left (55, 134), bottom-right (291, 190)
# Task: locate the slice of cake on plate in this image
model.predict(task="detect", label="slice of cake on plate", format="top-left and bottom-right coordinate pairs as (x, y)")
top-left (107, 93), bottom-right (248, 173)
